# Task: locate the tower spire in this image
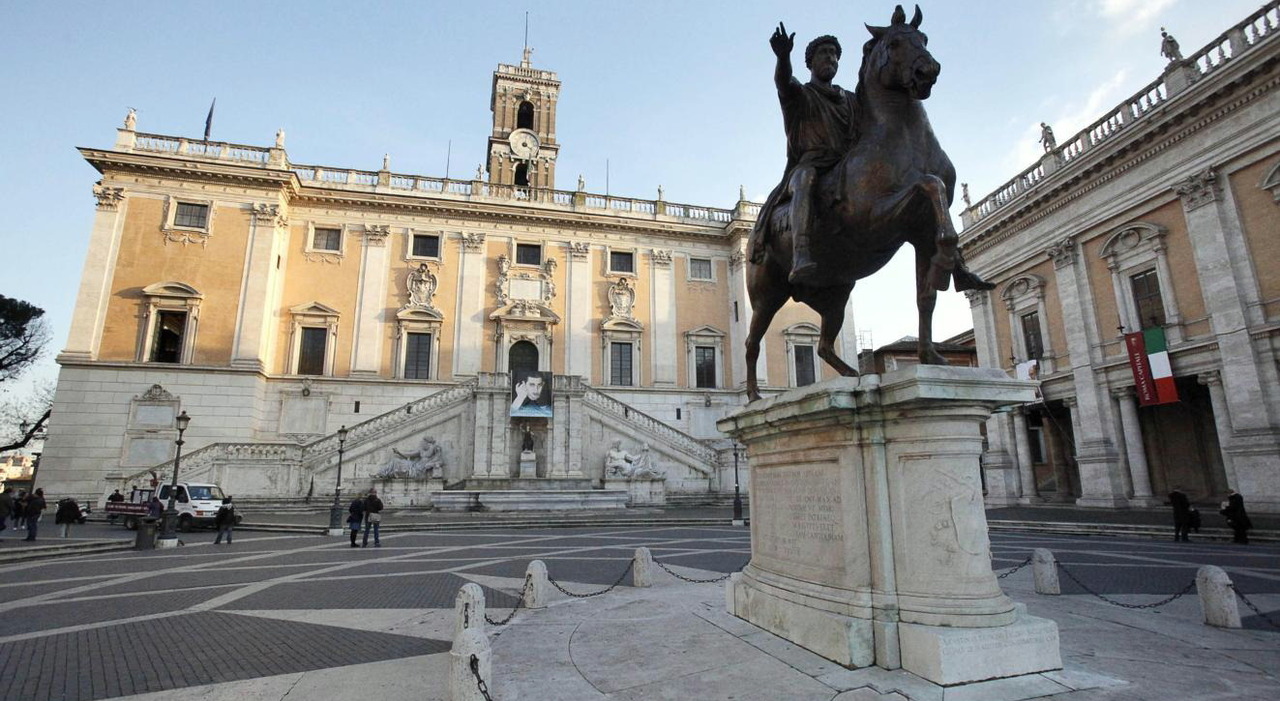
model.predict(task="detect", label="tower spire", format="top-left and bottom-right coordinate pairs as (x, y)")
top-left (521, 11), bottom-right (532, 67)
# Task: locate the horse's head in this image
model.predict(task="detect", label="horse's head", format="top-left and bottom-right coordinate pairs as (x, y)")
top-left (861, 5), bottom-right (939, 100)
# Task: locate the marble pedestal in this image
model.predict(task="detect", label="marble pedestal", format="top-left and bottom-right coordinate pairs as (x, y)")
top-left (518, 451), bottom-right (538, 478)
top-left (718, 366), bottom-right (1061, 684)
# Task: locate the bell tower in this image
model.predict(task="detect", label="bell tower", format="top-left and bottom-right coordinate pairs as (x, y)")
top-left (487, 47), bottom-right (560, 189)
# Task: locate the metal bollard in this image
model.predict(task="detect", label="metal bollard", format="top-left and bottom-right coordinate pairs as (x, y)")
top-left (454, 583), bottom-right (486, 641)
top-left (525, 560), bottom-right (550, 609)
top-left (448, 627), bottom-right (492, 701)
top-left (1197, 565), bottom-right (1242, 629)
top-left (1033, 548), bottom-right (1060, 595)
top-left (633, 547), bottom-right (654, 588)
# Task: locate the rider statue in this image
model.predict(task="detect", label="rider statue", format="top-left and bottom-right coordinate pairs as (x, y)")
top-left (750, 22), bottom-right (993, 291)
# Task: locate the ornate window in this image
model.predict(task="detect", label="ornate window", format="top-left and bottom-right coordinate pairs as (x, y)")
top-left (161, 195), bottom-right (215, 246)
top-left (515, 242), bottom-right (542, 266)
top-left (137, 282), bottom-right (202, 364)
top-left (610, 342), bottom-right (634, 386)
top-left (312, 227), bottom-right (341, 252)
top-left (1099, 222), bottom-right (1179, 337)
top-left (684, 325), bottom-right (726, 389)
top-left (288, 302), bottom-right (340, 376)
top-left (409, 232), bottom-right (441, 260)
top-left (1000, 275), bottom-right (1054, 372)
top-left (608, 249), bottom-right (636, 275)
top-left (602, 277), bottom-right (643, 386)
top-left (783, 322), bottom-right (821, 388)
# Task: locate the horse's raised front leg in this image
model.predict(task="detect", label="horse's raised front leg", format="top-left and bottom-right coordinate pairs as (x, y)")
top-left (867, 174), bottom-right (957, 292)
top-left (812, 286), bottom-right (859, 377)
top-left (914, 243), bottom-right (949, 366)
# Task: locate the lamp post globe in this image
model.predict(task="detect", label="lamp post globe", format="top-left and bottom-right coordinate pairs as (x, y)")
top-left (157, 411), bottom-right (191, 546)
top-left (328, 426), bottom-right (349, 533)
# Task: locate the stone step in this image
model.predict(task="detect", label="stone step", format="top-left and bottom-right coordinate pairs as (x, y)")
top-left (988, 519), bottom-right (1279, 543)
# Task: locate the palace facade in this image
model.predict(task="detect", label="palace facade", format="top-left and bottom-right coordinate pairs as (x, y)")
top-left (40, 52), bottom-right (856, 504)
top-left (961, 4), bottom-right (1280, 512)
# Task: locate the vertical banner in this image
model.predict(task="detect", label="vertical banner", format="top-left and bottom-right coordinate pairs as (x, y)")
top-left (1126, 329), bottom-right (1178, 406)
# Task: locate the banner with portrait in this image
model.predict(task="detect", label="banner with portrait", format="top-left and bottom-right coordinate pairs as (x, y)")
top-left (510, 370), bottom-right (553, 417)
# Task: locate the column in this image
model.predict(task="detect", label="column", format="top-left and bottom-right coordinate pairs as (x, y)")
top-left (350, 225), bottom-right (391, 376)
top-left (1112, 387), bottom-right (1155, 504)
top-left (453, 233), bottom-right (488, 377)
top-left (1198, 371), bottom-right (1238, 488)
top-left (650, 249), bottom-right (676, 386)
top-left (1047, 238), bottom-right (1126, 506)
top-left (565, 242), bottom-right (592, 379)
top-left (231, 203), bottom-right (286, 371)
top-left (969, 289), bottom-right (1019, 503)
top-left (1011, 408), bottom-right (1037, 502)
top-left (61, 184), bottom-right (128, 361)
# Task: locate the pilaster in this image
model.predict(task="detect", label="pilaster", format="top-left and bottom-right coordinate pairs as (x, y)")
top-left (728, 245), bottom-right (765, 388)
top-left (231, 203), bottom-right (287, 371)
top-left (350, 225), bottom-right (391, 376)
top-left (650, 249), bottom-right (676, 386)
top-left (453, 233), bottom-right (488, 377)
top-left (565, 242), bottom-right (592, 379)
top-left (1111, 386), bottom-right (1156, 505)
top-left (61, 183), bottom-right (128, 362)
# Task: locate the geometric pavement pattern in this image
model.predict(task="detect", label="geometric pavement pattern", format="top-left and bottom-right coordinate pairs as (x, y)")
top-left (0, 524), bottom-right (1276, 700)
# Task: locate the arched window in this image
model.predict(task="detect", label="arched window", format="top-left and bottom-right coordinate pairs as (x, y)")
top-left (509, 340), bottom-right (538, 376)
top-left (514, 162), bottom-right (530, 187)
top-left (517, 101), bottom-right (534, 130)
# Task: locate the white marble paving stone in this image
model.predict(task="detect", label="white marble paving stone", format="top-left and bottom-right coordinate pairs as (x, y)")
top-left (940, 674), bottom-right (1070, 701)
top-left (607, 656), bottom-right (839, 701)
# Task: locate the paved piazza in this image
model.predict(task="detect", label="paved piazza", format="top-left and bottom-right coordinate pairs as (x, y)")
top-left (0, 526), bottom-right (1275, 700)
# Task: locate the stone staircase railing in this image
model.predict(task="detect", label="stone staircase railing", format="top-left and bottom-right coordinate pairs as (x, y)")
top-left (301, 380), bottom-right (477, 462)
top-left (581, 385), bottom-right (719, 471)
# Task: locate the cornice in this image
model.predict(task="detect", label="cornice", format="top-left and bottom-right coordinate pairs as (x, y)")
top-left (79, 148), bottom-right (299, 192)
top-left (961, 51), bottom-right (1279, 257)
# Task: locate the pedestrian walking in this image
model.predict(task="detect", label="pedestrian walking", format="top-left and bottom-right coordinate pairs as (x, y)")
top-left (347, 494), bottom-right (365, 548)
top-left (13, 490), bottom-right (27, 529)
top-left (1167, 486), bottom-right (1192, 542)
top-left (1220, 490), bottom-right (1253, 544)
top-left (107, 489), bottom-right (125, 523)
top-left (362, 488), bottom-right (383, 548)
top-left (0, 486), bottom-right (13, 539)
top-left (147, 495), bottom-right (163, 520)
top-left (213, 497), bottom-right (235, 544)
top-left (23, 488), bottom-right (47, 541)
top-left (55, 498), bottom-right (81, 538)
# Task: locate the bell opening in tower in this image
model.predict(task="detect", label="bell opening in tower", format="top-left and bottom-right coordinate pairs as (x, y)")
top-left (514, 162), bottom-right (530, 187)
top-left (517, 101), bottom-right (534, 130)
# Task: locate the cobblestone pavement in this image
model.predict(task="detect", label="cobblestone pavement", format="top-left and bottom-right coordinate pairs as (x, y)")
top-left (0, 526), bottom-right (1274, 700)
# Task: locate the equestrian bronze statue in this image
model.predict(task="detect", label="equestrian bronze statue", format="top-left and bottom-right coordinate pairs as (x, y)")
top-left (745, 5), bottom-right (994, 401)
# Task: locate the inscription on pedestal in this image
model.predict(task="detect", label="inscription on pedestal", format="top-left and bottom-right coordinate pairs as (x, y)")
top-left (755, 466), bottom-right (844, 570)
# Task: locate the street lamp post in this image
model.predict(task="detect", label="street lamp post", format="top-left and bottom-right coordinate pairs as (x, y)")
top-left (732, 442), bottom-right (745, 526)
top-left (327, 426), bottom-right (349, 534)
top-left (156, 411), bottom-right (191, 547)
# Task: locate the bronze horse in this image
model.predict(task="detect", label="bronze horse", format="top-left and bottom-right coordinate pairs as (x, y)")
top-left (746, 5), bottom-right (981, 401)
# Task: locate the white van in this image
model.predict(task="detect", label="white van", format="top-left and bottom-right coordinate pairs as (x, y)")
top-left (156, 482), bottom-right (236, 531)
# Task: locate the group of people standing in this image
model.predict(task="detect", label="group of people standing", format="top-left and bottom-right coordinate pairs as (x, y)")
top-left (0, 486), bottom-right (46, 541)
top-left (346, 488), bottom-right (384, 547)
top-left (1169, 487), bottom-right (1253, 544)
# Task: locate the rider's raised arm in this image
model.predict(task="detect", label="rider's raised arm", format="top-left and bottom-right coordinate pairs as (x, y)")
top-left (771, 22), bottom-right (801, 98)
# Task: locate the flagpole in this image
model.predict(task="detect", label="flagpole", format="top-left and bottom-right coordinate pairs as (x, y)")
top-left (203, 98), bottom-right (216, 142)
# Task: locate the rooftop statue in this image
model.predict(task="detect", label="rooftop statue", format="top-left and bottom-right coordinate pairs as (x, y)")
top-left (744, 5), bottom-right (994, 400)
top-left (1160, 28), bottom-right (1183, 62)
top-left (1038, 123), bottom-right (1057, 153)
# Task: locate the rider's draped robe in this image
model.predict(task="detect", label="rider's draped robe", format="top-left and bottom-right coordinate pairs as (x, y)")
top-left (749, 78), bottom-right (860, 265)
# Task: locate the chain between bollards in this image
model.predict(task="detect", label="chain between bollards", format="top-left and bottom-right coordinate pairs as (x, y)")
top-left (548, 558), bottom-right (634, 598)
top-left (1056, 561), bottom-right (1197, 609)
top-left (653, 556), bottom-right (742, 583)
top-left (996, 555), bottom-right (1034, 579)
top-left (469, 654), bottom-right (494, 701)
top-left (484, 574), bottom-right (531, 626)
top-left (1232, 585), bottom-right (1280, 628)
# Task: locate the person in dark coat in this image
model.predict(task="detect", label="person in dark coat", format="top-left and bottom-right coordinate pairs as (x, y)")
top-left (55, 498), bottom-right (80, 538)
top-left (13, 490), bottom-right (27, 529)
top-left (213, 497), bottom-right (235, 544)
top-left (347, 495), bottom-right (365, 548)
top-left (362, 489), bottom-right (384, 548)
top-left (0, 486), bottom-right (13, 537)
top-left (1168, 486), bottom-right (1192, 542)
top-left (1220, 490), bottom-right (1253, 544)
top-left (23, 488), bottom-right (47, 541)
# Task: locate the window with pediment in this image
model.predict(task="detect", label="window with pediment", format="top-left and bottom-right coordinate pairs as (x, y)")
top-left (783, 322), bottom-right (821, 388)
top-left (684, 325), bottom-right (726, 389)
top-left (288, 302), bottom-right (340, 376)
top-left (1000, 275), bottom-right (1054, 371)
top-left (1100, 222), bottom-right (1179, 335)
top-left (137, 282), bottom-right (202, 364)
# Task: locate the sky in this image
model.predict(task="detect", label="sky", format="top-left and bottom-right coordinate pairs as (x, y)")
top-left (0, 0), bottom-right (1266, 404)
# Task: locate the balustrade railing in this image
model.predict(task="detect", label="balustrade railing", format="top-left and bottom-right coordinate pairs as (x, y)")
top-left (581, 386), bottom-right (718, 465)
top-left (965, 1), bottom-right (1278, 226)
top-left (130, 132), bottom-right (271, 164)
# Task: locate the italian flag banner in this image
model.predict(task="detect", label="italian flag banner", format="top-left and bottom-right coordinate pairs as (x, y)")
top-left (1124, 327), bottom-right (1179, 406)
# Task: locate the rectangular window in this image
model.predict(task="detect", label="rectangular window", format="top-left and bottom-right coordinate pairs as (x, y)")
top-left (312, 227), bottom-right (341, 252)
top-left (1021, 311), bottom-right (1044, 360)
top-left (610, 342), bottom-right (633, 386)
top-left (297, 327), bottom-right (327, 376)
top-left (689, 258), bottom-right (713, 280)
top-left (794, 345), bottom-right (816, 387)
top-left (412, 234), bottom-right (440, 258)
top-left (695, 346), bottom-right (716, 388)
top-left (516, 243), bottom-right (542, 266)
top-left (404, 332), bottom-right (432, 379)
top-left (609, 250), bottom-right (635, 274)
top-left (150, 310), bottom-right (186, 363)
top-left (174, 202), bottom-right (209, 229)
top-left (1130, 269), bottom-right (1166, 328)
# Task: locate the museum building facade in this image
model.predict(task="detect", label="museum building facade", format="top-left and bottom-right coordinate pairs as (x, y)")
top-left (41, 52), bottom-right (857, 504)
top-left (961, 4), bottom-right (1280, 512)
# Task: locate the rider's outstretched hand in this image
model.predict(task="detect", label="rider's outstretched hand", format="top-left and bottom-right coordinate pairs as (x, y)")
top-left (771, 22), bottom-right (794, 57)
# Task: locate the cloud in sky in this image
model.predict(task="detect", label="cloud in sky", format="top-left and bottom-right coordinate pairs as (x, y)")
top-left (1093, 0), bottom-right (1178, 35)
top-left (1000, 69), bottom-right (1131, 177)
